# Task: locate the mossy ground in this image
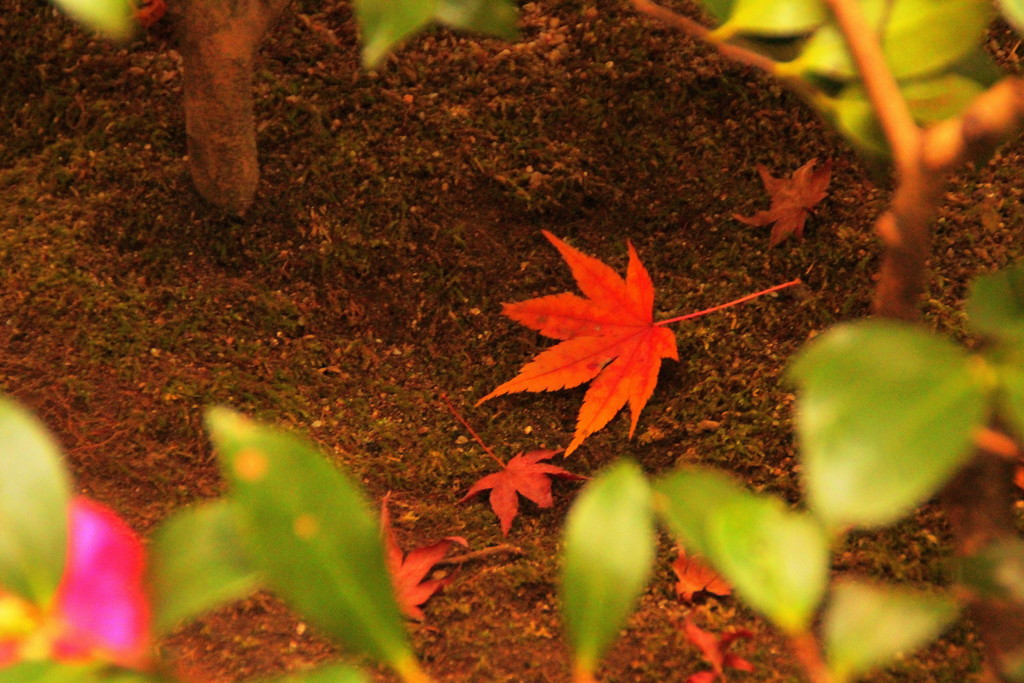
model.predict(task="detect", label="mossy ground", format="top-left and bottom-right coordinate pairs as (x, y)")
top-left (2, 0), bottom-right (1024, 680)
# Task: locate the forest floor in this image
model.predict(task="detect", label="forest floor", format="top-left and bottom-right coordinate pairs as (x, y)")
top-left (2, 0), bottom-right (1024, 680)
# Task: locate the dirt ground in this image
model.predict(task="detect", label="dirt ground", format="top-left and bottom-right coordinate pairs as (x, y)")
top-left (2, 0), bottom-right (1024, 680)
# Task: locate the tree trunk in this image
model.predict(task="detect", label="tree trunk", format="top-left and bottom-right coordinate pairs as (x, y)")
top-left (172, 0), bottom-right (290, 215)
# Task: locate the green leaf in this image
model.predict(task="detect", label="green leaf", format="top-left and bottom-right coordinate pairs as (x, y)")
top-left (354, 0), bottom-right (519, 67)
top-left (997, 361), bottom-right (1024, 439)
top-left (999, 0), bottom-right (1024, 35)
top-left (206, 407), bottom-right (414, 672)
top-left (435, 0), bottom-right (518, 39)
top-left (714, 0), bottom-right (826, 38)
top-left (825, 580), bottom-right (959, 680)
top-left (48, 0), bottom-right (135, 40)
top-left (794, 0), bottom-right (991, 81)
top-left (789, 321), bottom-right (990, 530)
top-left (955, 537), bottom-right (1024, 602)
top-left (882, 0), bottom-right (993, 80)
top-left (819, 88), bottom-right (889, 158)
top-left (657, 468), bottom-right (829, 633)
top-left (701, 0), bottom-right (736, 22)
top-left (653, 468), bottom-right (748, 557)
top-left (967, 261), bottom-right (1024, 344)
top-left (789, 0), bottom-right (887, 80)
top-left (0, 397), bottom-right (70, 604)
top-left (901, 73), bottom-right (986, 122)
top-left (3, 662), bottom-right (165, 682)
top-left (262, 664), bottom-right (370, 682)
top-left (561, 460), bottom-right (655, 675)
top-left (354, 0), bottom-right (437, 68)
top-left (818, 66), bottom-right (987, 160)
top-left (148, 499), bottom-right (261, 635)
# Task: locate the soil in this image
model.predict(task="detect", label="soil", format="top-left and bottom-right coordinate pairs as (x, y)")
top-left (2, 0), bottom-right (1023, 680)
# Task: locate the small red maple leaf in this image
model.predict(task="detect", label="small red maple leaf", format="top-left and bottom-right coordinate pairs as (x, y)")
top-left (381, 494), bottom-right (468, 621)
top-left (683, 618), bottom-right (754, 683)
top-left (672, 548), bottom-right (731, 602)
top-left (734, 158), bottom-right (831, 247)
top-left (459, 449), bottom-right (587, 535)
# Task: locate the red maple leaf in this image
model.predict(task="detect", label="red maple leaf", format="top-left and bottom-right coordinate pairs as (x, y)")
top-left (672, 548), bottom-right (731, 602)
top-left (459, 449), bottom-right (586, 535)
top-left (683, 618), bottom-right (754, 683)
top-left (734, 158), bottom-right (831, 247)
top-left (381, 494), bottom-right (468, 621)
top-left (477, 230), bottom-right (679, 455)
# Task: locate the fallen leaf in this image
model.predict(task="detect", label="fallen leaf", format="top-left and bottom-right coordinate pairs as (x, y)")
top-left (477, 231), bottom-right (679, 455)
top-left (683, 618), bottom-right (754, 683)
top-left (734, 158), bottom-right (831, 247)
top-left (672, 548), bottom-right (731, 602)
top-left (381, 494), bottom-right (468, 620)
top-left (459, 449), bottom-right (586, 535)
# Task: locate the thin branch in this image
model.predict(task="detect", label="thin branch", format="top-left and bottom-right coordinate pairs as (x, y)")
top-left (788, 631), bottom-right (834, 683)
top-left (821, 0), bottom-right (920, 171)
top-left (630, 0), bottom-right (778, 75)
top-left (437, 544), bottom-right (523, 566)
top-left (922, 78), bottom-right (1024, 173)
top-left (974, 427), bottom-right (1019, 461)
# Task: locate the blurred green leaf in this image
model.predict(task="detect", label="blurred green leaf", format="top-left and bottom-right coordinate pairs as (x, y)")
top-left (825, 580), bottom-right (959, 680)
top-left (882, 0), bottom-right (993, 80)
top-left (148, 500), bottom-right (260, 635)
top-left (999, 0), bottom-right (1024, 35)
top-left (967, 261), bottom-right (1024, 344)
top-left (561, 460), bottom-right (655, 676)
top-left (903, 73), bottom-right (986, 122)
top-left (657, 468), bottom-right (829, 633)
top-left (654, 468), bottom-right (748, 557)
top-left (789, 0), bottom-right (886, 80)
top-left (955, 537), bottom-right (1024, 602)
top-left (355, 0), bottom-right (518, 67)
top-left (262, 664), bottom-right (371, 682)
top-left (4, 661), bottom-right (164, 682)
top-left (794, 0), bottom-right (991, 81)
top-left (714, 0), bottom-right (826, 38)
top-left (819, 88), bottom-right (889, 158)
top-left (0, 397), bottom-right (70, 604)
top-left (355, 0), bottom-right (435, 68)
top-left (789, 321), bottom-right (990, 530)
top-left (997, 361), bottom-right (1024, 440)
top-left (206, 408), bottom-right (414, 672)
top-left (819, 67), bottom-right (986, 160)
top-left (701, 0), bottom-right (736, 22)
top-left (49, 0), bottom-right (135, 40)
top-left (435, 0), bottom-right (518, 39)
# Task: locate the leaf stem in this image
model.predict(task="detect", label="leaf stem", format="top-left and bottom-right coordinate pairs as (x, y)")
top-left (655, 279), bottom-right (801, 326)
top-left (788, 631), bottom-right (835, 683)
top-left (572, 661), bottom-right (599, 683)
top-left (394, 655), bottom-right (436, 683)
top-left (441, 394), bottom-right (506, 468)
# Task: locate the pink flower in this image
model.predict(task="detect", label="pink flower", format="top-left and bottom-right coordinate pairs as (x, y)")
top-left (0, 497), bottom-right (151, 670)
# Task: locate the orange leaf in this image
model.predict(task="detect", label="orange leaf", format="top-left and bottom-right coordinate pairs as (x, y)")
top-left (734, 158), bottom-right (831, 247)
top-left (381, 494), bottom-right (467, 621)
top-left (478, 231), bottom-right (678, 455)
top-left (672, 548), bottom-right (731, 602)
top-left (459, 449), bottom-right (586, 535)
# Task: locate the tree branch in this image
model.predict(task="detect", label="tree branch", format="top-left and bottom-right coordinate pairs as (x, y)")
top-left (821, 0), bottom-right (919, 172)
